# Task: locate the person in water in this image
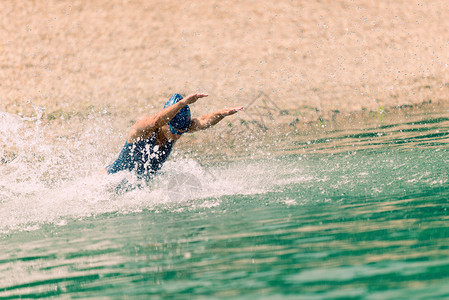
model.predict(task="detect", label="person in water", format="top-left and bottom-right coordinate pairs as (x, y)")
top-left (105, 93), bottom-right (243, 183)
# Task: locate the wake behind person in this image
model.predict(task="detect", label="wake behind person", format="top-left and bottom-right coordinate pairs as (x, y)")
top-left (105, 93), bottom-right (243, 190)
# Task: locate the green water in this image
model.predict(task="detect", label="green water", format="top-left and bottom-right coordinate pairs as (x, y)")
top-left (2, 112), bottom-right (449, 299)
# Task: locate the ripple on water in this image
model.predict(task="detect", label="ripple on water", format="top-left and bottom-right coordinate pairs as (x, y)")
top-left (1, 110), bottom-right (449, 298)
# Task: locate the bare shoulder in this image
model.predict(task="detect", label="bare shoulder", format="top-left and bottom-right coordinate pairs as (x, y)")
top-left (188, 117), bottom-right (202, 133)
top-left (128, 115), bottom-right (157, 143)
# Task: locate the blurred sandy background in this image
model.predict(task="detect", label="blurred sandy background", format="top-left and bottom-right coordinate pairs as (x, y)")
top-left (1, 0), bottom-right (449, 131)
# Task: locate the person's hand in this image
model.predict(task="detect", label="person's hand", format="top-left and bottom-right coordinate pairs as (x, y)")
top-left (222, 107), bottom-right (244, 116)
top-left (183, 93), bottom-right (208, 105)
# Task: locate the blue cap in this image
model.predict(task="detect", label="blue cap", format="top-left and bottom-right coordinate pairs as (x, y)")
top-left (164, 93), bottom-right (191, 134)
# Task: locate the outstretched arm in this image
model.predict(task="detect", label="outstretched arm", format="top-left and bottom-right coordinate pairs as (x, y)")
top-left (189, 107), bottom-right (244, 132)
top-left (128, 93), bottom-right (208, 142)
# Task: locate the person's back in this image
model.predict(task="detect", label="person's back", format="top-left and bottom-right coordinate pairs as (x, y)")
top-left (105, 92), bottom-right (243, 186)
top-left (106, 129), bottom-right (174, 180)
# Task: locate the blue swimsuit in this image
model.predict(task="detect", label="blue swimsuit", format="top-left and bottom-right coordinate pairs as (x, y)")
top-left (106, 130), bottom-right (174, 181)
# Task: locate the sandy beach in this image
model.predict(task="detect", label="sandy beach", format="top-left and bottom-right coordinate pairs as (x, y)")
top-left (1, 0), bottom-right (449, 134)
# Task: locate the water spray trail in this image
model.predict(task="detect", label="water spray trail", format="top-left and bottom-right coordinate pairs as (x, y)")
top-left (0, 109), bottom-right (293, 234)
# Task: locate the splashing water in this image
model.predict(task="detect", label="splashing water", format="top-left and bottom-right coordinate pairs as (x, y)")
top-left (2, 108), bottom-right (449, 298)
top-left (0, 109), bottom-right (297, 234)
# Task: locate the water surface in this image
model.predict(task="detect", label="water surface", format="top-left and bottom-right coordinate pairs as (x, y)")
top-left (1, 109), bottom-right (449, 299)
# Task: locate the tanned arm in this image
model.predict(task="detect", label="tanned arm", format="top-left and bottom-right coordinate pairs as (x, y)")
top-left (128, 93), bottom-right (208, 143)
top-left (189, 107), bottom-right (244, 132)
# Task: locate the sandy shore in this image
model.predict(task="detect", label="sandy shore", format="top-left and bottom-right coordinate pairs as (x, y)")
top-left (1, 0), bottom-right (449, 131)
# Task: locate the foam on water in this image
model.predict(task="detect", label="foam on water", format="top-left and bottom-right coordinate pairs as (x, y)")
top-left (0, 110), bottom-right (306, 234)
top-left (4, 106), bottom-right (448, 235)
top-left (0, 159), bottom-right (290, 234)
top-left (3, 108), bottom-right (449, 298)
